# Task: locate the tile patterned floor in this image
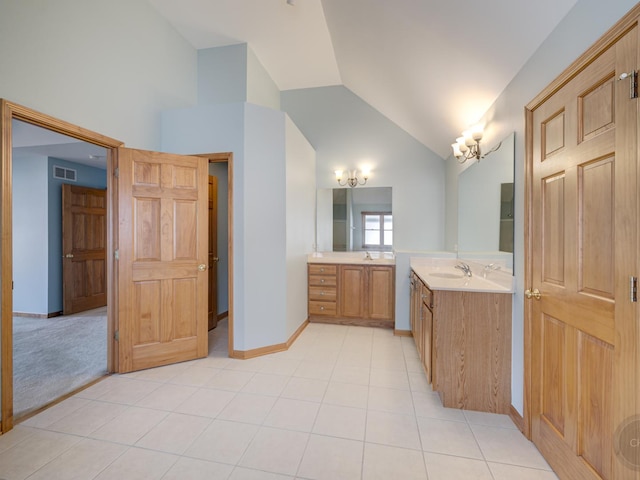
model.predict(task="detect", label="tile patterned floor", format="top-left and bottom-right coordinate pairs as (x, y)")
top-left (0, 321), bottom-right (559, 479)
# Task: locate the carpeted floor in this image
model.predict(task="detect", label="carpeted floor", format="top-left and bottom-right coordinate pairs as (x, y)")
top-left (13, 307), bottom-right (107, 418)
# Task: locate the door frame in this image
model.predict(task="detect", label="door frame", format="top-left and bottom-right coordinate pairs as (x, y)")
top-left (0, 99), bottom-right (123, 433)
top-left (523, 4), bottom-right (640, 441)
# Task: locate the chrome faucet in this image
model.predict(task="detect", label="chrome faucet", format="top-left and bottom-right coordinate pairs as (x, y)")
top-left (364, 251), bottom-right (372, 260)
top-left (454, 262), bottom-right (472, 277)
top-left (482, 263), bottom-right (501, 278)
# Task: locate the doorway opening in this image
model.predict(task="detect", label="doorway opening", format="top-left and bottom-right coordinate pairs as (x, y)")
top-left (1, 99), bottom-right (123, 432)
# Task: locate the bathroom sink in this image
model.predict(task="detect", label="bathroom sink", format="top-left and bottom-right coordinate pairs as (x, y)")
top-left (429, 272), bottom-right (464, 279)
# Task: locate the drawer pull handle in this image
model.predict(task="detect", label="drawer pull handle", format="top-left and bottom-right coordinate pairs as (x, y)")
top-left (320, 279), bottom-right (325, 283)
top-left (320, 292), bottom-right (324, 296)
top-left (320, 306), bottom-right (325, 310)
top-left (320, 268), bottom-right (325, 272)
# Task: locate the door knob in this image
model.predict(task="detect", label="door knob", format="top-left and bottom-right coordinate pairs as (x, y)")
top-left (198, 264), bottom-right (207, 272)
top-left (525, 288), bottom-right (541, 300)
top-left (65, 253), bottom-right (74, 258)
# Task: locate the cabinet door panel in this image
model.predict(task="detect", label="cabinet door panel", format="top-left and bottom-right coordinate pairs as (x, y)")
top-left (339, 265), bottom-right (366, 317)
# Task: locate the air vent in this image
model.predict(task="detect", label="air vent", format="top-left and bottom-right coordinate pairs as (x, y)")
top-left (53, 165), bottom-right (77, 182)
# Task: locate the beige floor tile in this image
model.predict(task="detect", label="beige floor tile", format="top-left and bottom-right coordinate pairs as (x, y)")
top-left (424, 452), bottom-right (493, 480)
top-left (46, 400), bottom-right (128, 436)
top-left (368, 385), bottom-right (414, 415)
top-left (489, 462), bottom-right (560, 479)
top-left (281, 377), bottom-right (328, 403)
top-left (241, 373), bottom-right (290, 396)
top-left (323, 382), bottom-right (369, 409)
top-left (463, 409), bottom-right (517, 429)
top-left (471, 424), bottom-right (552, 469)
top-left (362, 443), bottom-right (428, 480)
top-left (229, 466), bottom-right (294, 479)
top-left (185, 419), bottom-right (259, 464)
top-left (412, 391), bottom-right (466, 422)
top-left (21, 397), bottom-right (90, 429)
top-left (174, 387), bottom-right (236, 417)
top-left (264, 398), bottom-right (320, 432)
top-left (407, 371), bottom-right (433, 393)
top-left (0, 429), bottom-right (81, 480)
top-left (258, 357), bottom-right (302, 376)
top-left (239, 427), bottom-right (309, 476)
top-left (135, 412), bottom-right (211, 454)
top-left (218, 392), bottom-right (278, 424)
top-left (365, 410), bottom-right (421, 450)
top-left (417, 417), bottom-right (483, 459)
top-left (135, 383), bottom-right (198, 411)
top-left (206, 369), bottom-right (255, 391)
top-left (297, 434), bottom-right (363, 480)
top-left (369, 367), bottom-right (410, 390)
top-left (88, 405), bottom-right (168, 444)
top-left (330, 365), bottom-right (370, 385)
top-left (162, 456), bottom-right (234, 480)
top-left (26, 438), bottom-right (127, 480)
top-left (94, 377), bottom-right (162, 405)
top-left (336, 351), bottom-right (371, 368)
top-left (226, 356), bottom-right (270, 372)
top-left (312, 403), bottom-right (366, 440)
top-left (0, 425), bottom-right (36, 454)
top-left (471, 425), bottom-right (551, 470)
top-left (94, 446), bottom-right (178, 480)
top-left (194, 355), bottom-right (234, 369)
top-left (168, 366), bottom-right (222, 387)
top-left (293, 360), bottom-right (335, 380)
top-left (128, 362), bottom-right (192, 382)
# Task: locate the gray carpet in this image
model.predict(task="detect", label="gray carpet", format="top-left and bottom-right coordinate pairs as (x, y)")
top-left (13, 307), bottom-right (107, 418)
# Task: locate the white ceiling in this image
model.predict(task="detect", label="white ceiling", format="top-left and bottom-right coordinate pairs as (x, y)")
top-left (148, 0), bottom-right (578, 158)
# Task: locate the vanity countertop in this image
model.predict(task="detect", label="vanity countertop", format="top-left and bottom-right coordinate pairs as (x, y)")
top-left (411, 258), bottom-right (514, 293)
top-left (308, 251), bottom-right (395, 265)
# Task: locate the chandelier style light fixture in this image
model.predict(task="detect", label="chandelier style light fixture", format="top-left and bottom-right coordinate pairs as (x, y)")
top-left (451, 124), bottom-right (502, 164)
top-left (335, 169), bottom-right (369, 188)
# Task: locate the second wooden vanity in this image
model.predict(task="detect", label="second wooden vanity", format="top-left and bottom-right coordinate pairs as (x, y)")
top-left (308, 260), bottom-right (395, 328)
top-left (410, 265), bottom-right (512, 414)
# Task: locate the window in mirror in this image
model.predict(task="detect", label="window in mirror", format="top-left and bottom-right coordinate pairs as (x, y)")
top-left (363, 212), bottom-right (392, 249)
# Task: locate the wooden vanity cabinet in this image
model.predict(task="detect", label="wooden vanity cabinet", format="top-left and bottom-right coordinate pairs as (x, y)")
top-left (410, 269), bottom-right (511, 414)
top-left (308, 263), bottom-right (395, 328)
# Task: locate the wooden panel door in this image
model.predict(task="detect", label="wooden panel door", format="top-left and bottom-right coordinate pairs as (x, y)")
top-left (368, 266), bottom-right (394, 320)
top-left (339, 265), bottom-right (365, 317)
top-left (528, 26), bottom-right (638, 479)
top-left (117, 148), bottom-right (208, 373)
top-left (62, 184), bottom-right (107, 314)
top-left (208, 175), bottom-right (218, 330)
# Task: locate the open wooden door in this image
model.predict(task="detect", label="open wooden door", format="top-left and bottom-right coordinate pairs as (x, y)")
top-left (62, 184), bottom-right (107, 315)
top-left (208, 175), bottom-right (218, 330)
top-left (117, 148), bottom-right (208, 373)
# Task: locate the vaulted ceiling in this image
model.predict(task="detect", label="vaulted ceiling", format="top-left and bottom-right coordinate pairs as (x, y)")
top-left (149, 0), bottom-right (578, 158)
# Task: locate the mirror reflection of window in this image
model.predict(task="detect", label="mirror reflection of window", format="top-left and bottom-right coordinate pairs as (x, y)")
top-left (362, 212), bottom-right (392, 249)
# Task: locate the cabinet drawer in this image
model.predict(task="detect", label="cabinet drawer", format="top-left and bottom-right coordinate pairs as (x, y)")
top-left (308, 264), bottom-right (337, 276)
top-left (309, 274), bottom-right (337, 287)
top-left (309, 300), bottom-right (337, 316)
top-left (421, 284), bottom-right (433, 310)
top-left (309, 286), bottom-right (337, 301)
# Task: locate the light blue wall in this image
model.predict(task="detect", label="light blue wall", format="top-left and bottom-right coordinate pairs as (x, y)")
top-left (247, 47), bottom-right (281, 110)
top-left (198, 45), bottom-right (248, 105)
top-left (281, 85), bottom-right (445, 331)
top-left (0, 0), bottom-right (197, 150)
top-left (47, 158), bottom-right (107, 313)
top-left (449, 0), bottom-right (640, 415)
top-left (12, 154), bottom-right (49, 315)
top-left (285, 117), bottom-right (316, 339)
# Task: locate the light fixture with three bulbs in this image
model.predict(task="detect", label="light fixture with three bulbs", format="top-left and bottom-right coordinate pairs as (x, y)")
top-left (334, 169), bottom-right (369, 188)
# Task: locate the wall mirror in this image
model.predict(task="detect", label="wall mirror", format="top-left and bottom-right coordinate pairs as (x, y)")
top-left (457, 132), bottom-right (514, 266)
top-left (316, 187), bottom-right (392, 252)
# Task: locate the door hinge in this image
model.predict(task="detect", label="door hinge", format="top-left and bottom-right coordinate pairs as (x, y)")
top-left (114, 330), bottom-right (119, 341)
top-left (114, 249), bottom-right (119, 260)
top-left (630, 276), bottom-right (637, 303)
top-left (619, 71), bottom-right (638, 99)
top-left (114, 167), bottom-right (119, 178)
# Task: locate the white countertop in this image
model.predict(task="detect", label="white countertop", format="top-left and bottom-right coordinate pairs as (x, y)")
top-left (308, 251), bottom-right (395, 265)
top-left (411, 257), bottom-right (514, 293)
